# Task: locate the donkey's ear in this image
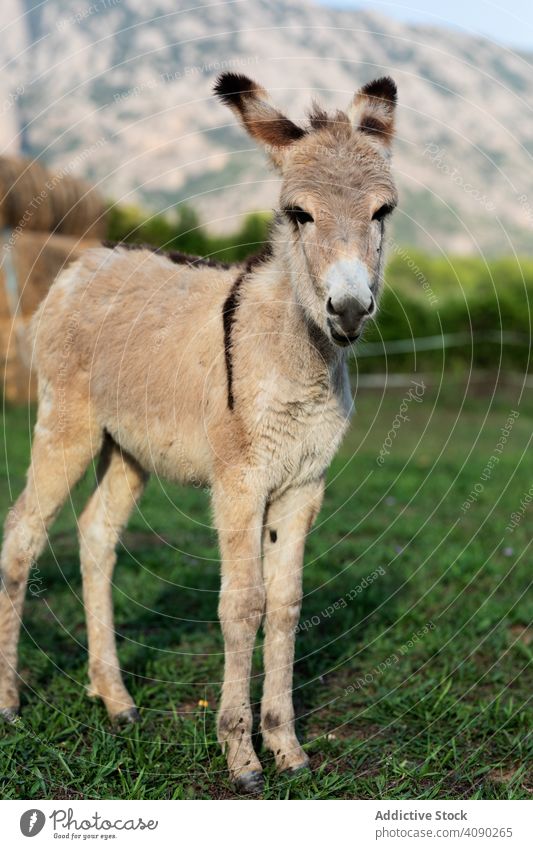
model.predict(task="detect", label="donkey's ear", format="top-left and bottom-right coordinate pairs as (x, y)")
top-left (214, 72), bottom-right (306, 167)
top-left (349, 77), bottom-right (397, 151)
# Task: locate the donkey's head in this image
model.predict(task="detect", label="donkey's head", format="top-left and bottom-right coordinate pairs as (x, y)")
top-left (214, 73), bottom-right (398, 347)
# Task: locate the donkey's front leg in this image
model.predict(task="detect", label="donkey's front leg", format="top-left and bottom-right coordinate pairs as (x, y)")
top-left (261, 480), bottom-right (324, 774)
top-left (213, 481), bottom-right (266, 793)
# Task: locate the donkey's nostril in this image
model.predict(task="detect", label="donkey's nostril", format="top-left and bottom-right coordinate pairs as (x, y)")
top-left (327, 297), bottom-right (339, 316)
top-left (328, 294), bottom-right (373, 321)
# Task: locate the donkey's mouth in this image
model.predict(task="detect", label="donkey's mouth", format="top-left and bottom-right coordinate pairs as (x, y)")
top-left (327, 319), bottom-right (360, 347)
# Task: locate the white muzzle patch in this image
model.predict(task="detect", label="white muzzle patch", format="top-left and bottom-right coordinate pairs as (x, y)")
top-left (326, 258), bottom-right (373, 311)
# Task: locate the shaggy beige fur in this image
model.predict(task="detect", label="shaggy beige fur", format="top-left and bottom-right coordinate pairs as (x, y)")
top-left (0, 72), bottom-right (397, 793)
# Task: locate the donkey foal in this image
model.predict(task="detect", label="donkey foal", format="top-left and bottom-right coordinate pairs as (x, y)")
top-left (0, 72), bottom-right (397, 792)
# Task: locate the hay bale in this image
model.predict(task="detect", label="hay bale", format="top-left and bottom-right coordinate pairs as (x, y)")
top-left (0, 150), bottom-right (108, 403)
top-left (54, 173), bottom-right (107, 238)
top-left (0, 155), bottom-right (107, 238)
top-left (0, 157), bottom-right (53, 232)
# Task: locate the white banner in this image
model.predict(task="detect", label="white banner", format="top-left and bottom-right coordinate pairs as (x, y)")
top-left (0, 799), bottom-right (530, 848)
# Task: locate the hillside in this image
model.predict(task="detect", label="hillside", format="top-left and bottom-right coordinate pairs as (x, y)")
top-left (2, 0), bottom-right (532, 253)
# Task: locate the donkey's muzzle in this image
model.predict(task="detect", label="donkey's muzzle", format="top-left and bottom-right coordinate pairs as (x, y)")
top-left (326, 293), bottom-right (375, 346)
top-left (325, 257), bottom-right (375, 346)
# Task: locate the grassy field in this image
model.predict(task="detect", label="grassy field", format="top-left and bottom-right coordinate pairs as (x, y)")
top-left (0, 377), bottom-right (531, 800)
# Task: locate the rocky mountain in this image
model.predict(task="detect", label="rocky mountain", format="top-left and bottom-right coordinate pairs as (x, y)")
top-left (2, 0), bottom-right (532, 254)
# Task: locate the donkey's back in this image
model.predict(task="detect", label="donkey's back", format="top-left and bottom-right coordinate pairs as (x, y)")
top-left (32, 245), bottom-right (235, 482)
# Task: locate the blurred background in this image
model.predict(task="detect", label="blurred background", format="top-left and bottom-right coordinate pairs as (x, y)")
top-left (0, 0), bottom-right (531, 800)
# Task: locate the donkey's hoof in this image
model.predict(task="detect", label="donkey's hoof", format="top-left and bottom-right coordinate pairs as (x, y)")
top-left (113, 707), bottom-right (140, 726)
top-left (234, 769), bottom-right (264, 795)
top-left (287, 763), bottom-right (310, 776)
top-left (0, 705), bottom-right (20, 724)
top-left (280, 759), bottom-right (310, 778)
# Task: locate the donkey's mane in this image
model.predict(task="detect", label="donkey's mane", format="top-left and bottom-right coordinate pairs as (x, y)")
top-left (307, 105), bottom-right (351, 134)
top-left (102, 240), bottom-right (273, 274)
top-left (102, 240), bottom-right (232, 270)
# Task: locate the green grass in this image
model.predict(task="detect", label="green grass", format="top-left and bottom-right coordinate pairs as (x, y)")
top-left (0, 379), bottom-right (531, 799)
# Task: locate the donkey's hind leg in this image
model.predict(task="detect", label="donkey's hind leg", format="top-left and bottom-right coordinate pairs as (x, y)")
top-left (78, 438), bottom-right (147, 724)
top-left (0, 393), bottom-right (101, 719)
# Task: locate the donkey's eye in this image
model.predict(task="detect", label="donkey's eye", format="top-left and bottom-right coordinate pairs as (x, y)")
top-left (372, 203), bottom-right (394, 222)
top-left (284, 206), bottom-right (314, 226)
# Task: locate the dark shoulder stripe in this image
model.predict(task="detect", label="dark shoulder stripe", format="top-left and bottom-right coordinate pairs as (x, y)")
top-left (221, 243), bottom-right (273, 411)
top-left (222, 271), bottom-right (246, 411)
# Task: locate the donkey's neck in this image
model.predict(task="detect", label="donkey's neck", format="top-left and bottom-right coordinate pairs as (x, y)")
top-left (246, 227), bottom-right (344, 369)
top-left (242, 233), bottom-right (348, 402)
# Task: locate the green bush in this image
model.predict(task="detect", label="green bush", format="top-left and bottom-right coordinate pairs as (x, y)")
top-left (106, 202), bottom-right (270, 264)
top-left (365, 252), bottom-right (532, 373)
